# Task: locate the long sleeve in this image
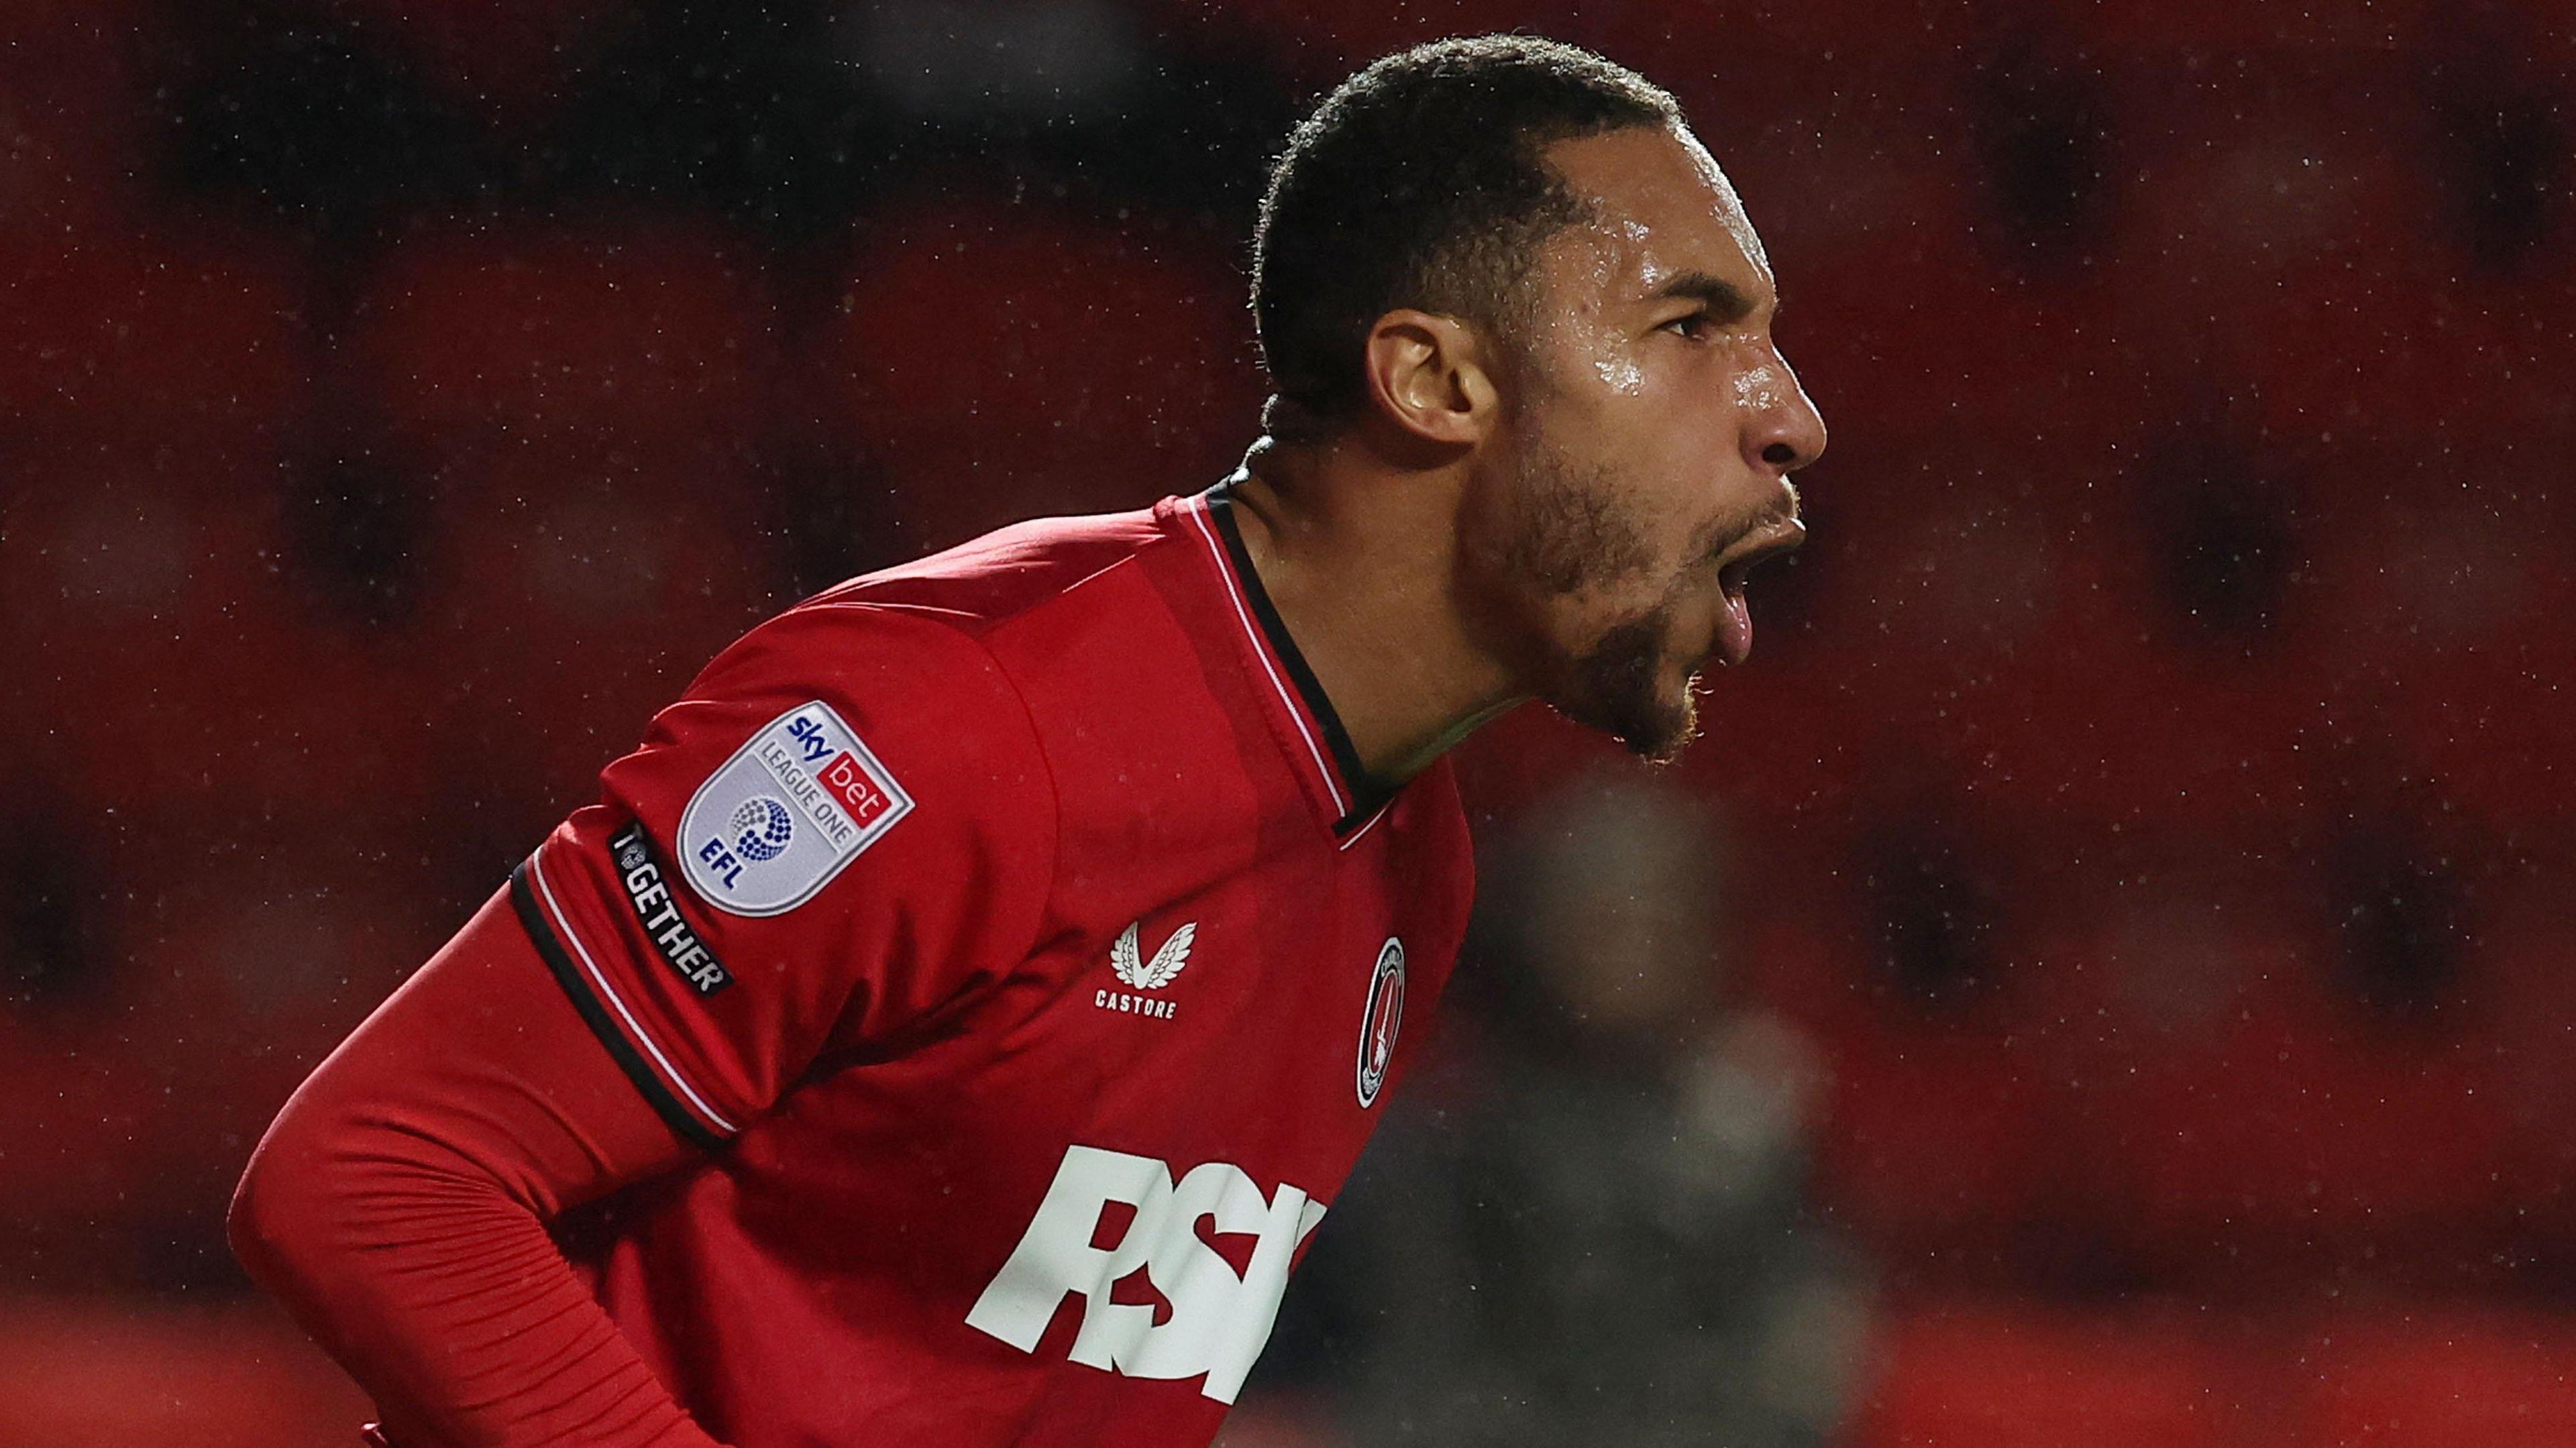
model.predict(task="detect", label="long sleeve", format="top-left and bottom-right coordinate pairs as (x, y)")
top-left (228, 885), bottom-right (730, 1448)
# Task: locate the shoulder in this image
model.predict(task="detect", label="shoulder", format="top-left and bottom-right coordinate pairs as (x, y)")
top-left (674, 502), bottom-right (1187, 766)
top-left (686, 595), bottom-right (1031, 722)
top-left (678, 506), bottom-right (1189, 781)
top-left (802, 506), bottom-right (1175, 637)
top-left (624, 597), bottom-right (1061, 922)
top-left (792, 503), bottom-right (1231, 777)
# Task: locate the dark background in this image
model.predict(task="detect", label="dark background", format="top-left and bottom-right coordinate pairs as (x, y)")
top-left (1, 0), bottom-right (2571, 1441)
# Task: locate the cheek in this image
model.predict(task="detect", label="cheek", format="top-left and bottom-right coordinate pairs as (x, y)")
top-left (1635, 354), bottom-right (1745, 458)
top-left (1587, 343), bottom-right (1648, 396)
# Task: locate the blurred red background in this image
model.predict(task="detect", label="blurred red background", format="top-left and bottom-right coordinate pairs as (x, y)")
top-left (1, 0), bottom-right (2571, 1441)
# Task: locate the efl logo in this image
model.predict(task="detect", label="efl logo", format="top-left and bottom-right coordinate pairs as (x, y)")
top-left (678, 701), bottom-right (912, 915)
top-left (965, 1145), bottom-right (1326, 1404)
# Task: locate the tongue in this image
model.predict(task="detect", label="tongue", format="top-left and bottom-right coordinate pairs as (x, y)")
top-left (1715, 581), bottom-right (1754, 667)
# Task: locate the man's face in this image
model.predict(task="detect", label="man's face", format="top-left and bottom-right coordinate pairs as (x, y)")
top-left (1463, 122), bottom-right (1827, 763)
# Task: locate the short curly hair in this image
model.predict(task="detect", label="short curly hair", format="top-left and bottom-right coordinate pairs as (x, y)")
top-left (1251, 35), bottom-right (1682, 433)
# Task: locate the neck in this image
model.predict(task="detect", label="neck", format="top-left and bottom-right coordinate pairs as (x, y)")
top-left (1224, 433), bottom-right (1528, 787)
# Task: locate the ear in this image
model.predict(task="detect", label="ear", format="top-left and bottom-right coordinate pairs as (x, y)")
top-left (1360, 309), bottom-right (1501, 448)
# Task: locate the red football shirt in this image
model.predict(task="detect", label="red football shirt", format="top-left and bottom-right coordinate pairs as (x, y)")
top-left (510, 484), bottom-right (1474, 1445)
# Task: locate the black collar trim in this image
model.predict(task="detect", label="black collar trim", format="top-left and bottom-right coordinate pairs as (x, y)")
top-left (1203, 481), bottom-right (1395, 833)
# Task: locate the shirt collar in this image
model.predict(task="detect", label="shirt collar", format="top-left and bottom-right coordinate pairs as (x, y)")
top-left (1181, 478), bottom-right (1396, 835)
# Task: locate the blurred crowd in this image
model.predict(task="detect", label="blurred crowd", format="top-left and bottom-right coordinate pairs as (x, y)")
top-left (1, 0), bottom-right (2572, 1442)
top-left (1253, 773), bottom-right (1869, 1447)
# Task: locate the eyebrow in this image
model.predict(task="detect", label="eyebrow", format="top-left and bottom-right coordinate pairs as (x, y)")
top-left (1650, 270), bottom-right (1774, 323)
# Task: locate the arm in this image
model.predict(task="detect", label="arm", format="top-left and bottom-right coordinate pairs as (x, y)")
top-left (228, 886), bottom-right (729, 1448)
top-left (231, 600), bottom-right (1056, 1447)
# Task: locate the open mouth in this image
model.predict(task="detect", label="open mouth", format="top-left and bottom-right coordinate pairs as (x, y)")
top-left (1707, 517), bottom-right (1806, 667)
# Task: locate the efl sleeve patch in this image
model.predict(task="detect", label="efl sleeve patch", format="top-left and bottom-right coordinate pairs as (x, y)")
top-left (678, 700), bottom-right (915, 916)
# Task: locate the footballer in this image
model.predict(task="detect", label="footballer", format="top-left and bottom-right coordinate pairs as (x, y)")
top-left (230, 34), bottom-right (1826, 1448)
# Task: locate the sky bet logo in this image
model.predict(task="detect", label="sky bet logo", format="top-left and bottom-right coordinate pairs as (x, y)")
top-left (679, 702), bottom-right (914, 917)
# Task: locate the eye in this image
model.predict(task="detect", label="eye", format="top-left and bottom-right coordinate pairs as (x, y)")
top-left (1660, 311), bottom-right (1712, 339)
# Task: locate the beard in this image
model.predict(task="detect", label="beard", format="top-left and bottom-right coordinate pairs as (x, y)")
top-left (1500, 429), bottom-right (1772, 765)
top-left (1563, 604), bottom-right (1699, 764)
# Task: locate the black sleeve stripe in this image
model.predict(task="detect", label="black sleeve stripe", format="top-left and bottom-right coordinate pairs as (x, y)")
top-left (508, 862), bottom-right (731, 1154)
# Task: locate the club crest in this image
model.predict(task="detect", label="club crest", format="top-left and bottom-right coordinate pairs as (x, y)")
top-left (1355, 937), bottom-right (1405, 1108)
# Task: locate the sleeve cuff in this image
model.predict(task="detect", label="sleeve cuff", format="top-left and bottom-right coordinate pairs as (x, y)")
top-left (509, 857), bottom-right (737, 1153)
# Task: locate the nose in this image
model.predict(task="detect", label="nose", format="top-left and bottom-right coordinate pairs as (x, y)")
top-left (1746, 347), bottom-right (1827, 478)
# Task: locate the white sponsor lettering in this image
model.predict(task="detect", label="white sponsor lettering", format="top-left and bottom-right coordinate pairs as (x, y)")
top-left (965, 1145), bottom-right (1328, 1403)
top-left (1093, 987), bottom-right (1177, 1019)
